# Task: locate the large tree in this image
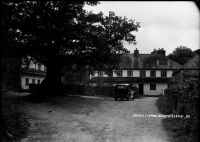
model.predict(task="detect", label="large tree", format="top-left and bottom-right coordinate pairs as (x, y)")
top-left (5, 1), bottom-right (140, 96)
top-left (168, 46), bottom-right (194, 65)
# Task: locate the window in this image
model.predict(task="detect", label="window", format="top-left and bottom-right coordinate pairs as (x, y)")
top-left (38, 63), bottom-right (41, 71)
top-left (98, 71), bottom-right (103, 77)
top-left (32, 79), bottom-right (35, 84)
top-left (150, 84), bottom-right (156, 90)
top-left (127, 70), bottom-right (133, 77)
top-left (140, 70), bottom-right (146, 77)
top-left (150, 70), bottom-right (156, 77)
top-left (116, 70), bottom-right (123, 77)
top-left (37, 80), bottom-right (40, 84)
top-left (25, 78), bottom-right (29, 86)
top-left (107, 71), bottom-right (113, 77)
top-left (161, 70), bottom-right (167, 77)
top-left (159, 60), bottom-right (168, 65)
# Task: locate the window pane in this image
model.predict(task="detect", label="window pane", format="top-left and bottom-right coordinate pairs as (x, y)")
top-left (98, 71), bottom-right (103, 77)
top-left (150, 71), bottom-right (156, 77)
top-left (108, 71), bottom-right (113, 77)
top-left (150, 84), bottom-right (156, 90)
top-left (32, 79), bottom-right (35, 84)
top-left (25, 78), bottom-right (29, 86)
top-left (140, 70), bottom-right (146, 77)
top-left (117, 70), bottom-right (122, 77)
top-left (127, 70), bottom-right (132, 77)
top-left (161, 71), bottom-right (167, 77)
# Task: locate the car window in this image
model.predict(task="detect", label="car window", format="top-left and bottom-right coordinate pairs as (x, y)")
top-left (117, 85), bottom-right (126, 89)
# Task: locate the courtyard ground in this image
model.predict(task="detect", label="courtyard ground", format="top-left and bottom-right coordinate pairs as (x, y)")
top-left (3, 92), bottom-right (173, 142)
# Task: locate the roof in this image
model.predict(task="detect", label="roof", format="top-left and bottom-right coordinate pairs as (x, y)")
top-left (21, 68), bottom-right (46, 77)
top-left (90, 77), bottom-right (170, 83)
top-left (173, 54), bottom-right (200, 75)
top-left (119, 53), bottom-right (182, 69)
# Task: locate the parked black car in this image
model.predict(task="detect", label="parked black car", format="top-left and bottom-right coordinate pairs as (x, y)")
top-left (114, 84), bottom-right (136, 101)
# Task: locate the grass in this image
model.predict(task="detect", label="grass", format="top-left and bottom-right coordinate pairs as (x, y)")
top-left (1, 99), bottom-right (30, 142)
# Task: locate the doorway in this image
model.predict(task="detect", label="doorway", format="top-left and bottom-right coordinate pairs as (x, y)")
top-left (139, 84), bottom-right (144, 95)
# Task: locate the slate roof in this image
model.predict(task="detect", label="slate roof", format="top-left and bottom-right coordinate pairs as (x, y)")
top-left (119, 53), bottom-right (182, 70)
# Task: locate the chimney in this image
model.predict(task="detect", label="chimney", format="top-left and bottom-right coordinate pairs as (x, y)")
top-left (134, 48), bottom-right (139, 57)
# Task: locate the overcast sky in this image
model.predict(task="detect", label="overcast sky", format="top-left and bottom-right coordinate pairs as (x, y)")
top-left (84, 1), bottom-right (199, 55)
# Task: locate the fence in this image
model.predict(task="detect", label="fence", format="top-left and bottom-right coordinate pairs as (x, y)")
top-left (63, 84), bottom-right (115, 97)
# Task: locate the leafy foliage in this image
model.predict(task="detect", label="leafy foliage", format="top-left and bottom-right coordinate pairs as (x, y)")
top-left (168, 46), bottom-right (194, 65)
top-left (4, 1), bottom-right (140, 95)
top-left (157, 73), bottom-right (199, 142)
top-left (6, 1), bottom-right (140, 70)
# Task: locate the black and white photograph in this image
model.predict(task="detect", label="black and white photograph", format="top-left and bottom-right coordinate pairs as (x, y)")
top-left (1, 1), bottom-right (199, 142)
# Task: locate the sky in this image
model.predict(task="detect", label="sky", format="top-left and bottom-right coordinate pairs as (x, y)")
top-left (84, 1), bottom-right (199, 55)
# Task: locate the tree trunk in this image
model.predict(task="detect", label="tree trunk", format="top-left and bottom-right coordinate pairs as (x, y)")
top-left (36, 58), bottom-right (64, 97)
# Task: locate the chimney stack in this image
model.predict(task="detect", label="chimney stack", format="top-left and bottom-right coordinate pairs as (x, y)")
top-left (134, 48), bottom-right (139, 57)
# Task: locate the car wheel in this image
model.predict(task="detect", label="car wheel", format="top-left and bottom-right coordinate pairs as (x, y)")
top-left (115, 97), bottom-right (118, 101)
top-left (121, 98), bottom-right (123, 101)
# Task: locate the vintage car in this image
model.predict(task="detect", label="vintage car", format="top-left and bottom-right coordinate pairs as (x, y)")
top-left (114, 84), bottom-right (136, 101)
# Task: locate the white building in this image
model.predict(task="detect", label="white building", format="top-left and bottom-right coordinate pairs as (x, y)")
top-left (90, 48), bottom-right (182, 96)
top-left (21, 60), bottom-right (46, 90)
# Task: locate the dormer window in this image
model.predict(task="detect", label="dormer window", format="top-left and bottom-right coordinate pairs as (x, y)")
top-left (159, 60), bottom-right (168, 65)
top-left (98, 71), bottom-right (103, 77)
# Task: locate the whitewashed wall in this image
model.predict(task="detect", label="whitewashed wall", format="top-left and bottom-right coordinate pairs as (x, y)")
top-left (133, 70), bottom-right (140, 77)
top-left (90, 70), bottom-right (173, 78)
top-left (21, 75), bottom-right (45, 90)
top-left (146, 70), bottom-right (150, 77)
top-left (156, 70), bottom-right (161, 77)
top-left (123, 70), bottom-right (127, 77)
top-left (143, 83), bottom-right (168, 95)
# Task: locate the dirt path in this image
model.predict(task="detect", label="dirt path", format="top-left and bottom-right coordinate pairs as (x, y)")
top-left (17, 95), bottom-right (172, 142)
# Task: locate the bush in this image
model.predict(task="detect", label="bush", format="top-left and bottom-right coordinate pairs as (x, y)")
top-left (157, 75), bottom-right (199, 142)
top-left (156, 95), bottom-right (173, 114)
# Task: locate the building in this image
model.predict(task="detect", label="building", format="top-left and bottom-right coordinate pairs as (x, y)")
top-left (171, 50), bottom-right (200, 88)
top-left (21, 60), bottom-right (46, 90)
top-left (90, 48), bottom-right (182, 96)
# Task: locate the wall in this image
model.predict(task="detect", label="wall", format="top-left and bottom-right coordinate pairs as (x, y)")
top-left (146, 70), bottom-right (150, 77)
top-left (133, 70), bottom-right (140, 77)
top-left (123, 70), bottom-right (127, 77)
top-left (156, 70), bottom-right (161, 77)
top-left (21, 75), bottom-right (45, 90)
top-left (143, 83), bottom-right (168, 95)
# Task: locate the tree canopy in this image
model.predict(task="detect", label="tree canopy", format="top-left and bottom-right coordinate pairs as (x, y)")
top-left (168, 46), bottom-right (194, 65)
top-left (4, 1), bottom-right (140, 95)
top-left (6, 1), bottom-right (140, 70)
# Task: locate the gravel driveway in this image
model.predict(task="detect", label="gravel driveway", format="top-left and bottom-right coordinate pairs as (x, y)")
top-left (17, 95), bottom-right (172, 142)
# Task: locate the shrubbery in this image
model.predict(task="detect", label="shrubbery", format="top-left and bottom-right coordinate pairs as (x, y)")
top-left (156, 75), bottom-right (199, 142)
